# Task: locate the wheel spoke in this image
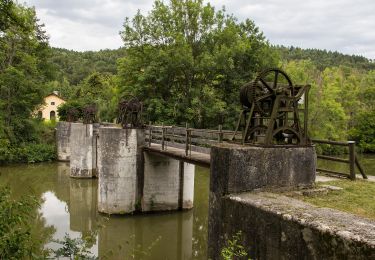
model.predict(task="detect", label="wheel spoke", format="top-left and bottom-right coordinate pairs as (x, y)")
top-left (260, 78), bottom-right (273, 92)
top-left (274, 70), bottom-right (279, 88)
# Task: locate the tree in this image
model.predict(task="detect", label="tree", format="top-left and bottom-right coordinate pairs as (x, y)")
top-left (118, 0), bottom-right (278, 128)
top-left (0, 1), bottom-right (50, 143)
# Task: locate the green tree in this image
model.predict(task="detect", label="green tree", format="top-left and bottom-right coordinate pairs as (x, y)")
top-left (118, 0), bottom-right (278, 128)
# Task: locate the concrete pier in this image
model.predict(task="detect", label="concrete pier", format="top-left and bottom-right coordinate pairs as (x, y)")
top-left (69, 123), bottom-right (99, 178)
top-left (56, 121), bottom-right (71, 161)
top-left (142, 153), bottom-right (195, 212)
top-left (97, 127), bottom-right (144, 214)
top-left (208, 143), bottom-right (317, 259)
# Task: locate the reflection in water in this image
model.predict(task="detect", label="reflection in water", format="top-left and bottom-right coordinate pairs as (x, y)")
top-left (0, 162), bottom-right (210, 259)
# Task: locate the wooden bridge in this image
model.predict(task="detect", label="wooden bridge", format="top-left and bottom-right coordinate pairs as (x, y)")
top-left (144, 124), bottom-right (367, 180)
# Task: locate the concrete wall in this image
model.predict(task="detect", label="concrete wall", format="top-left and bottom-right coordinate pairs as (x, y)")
top-left (208, 143), bottom-right (317, 259)
top-left (56, 121), bottom-right (71, 161)
top-left (97, 127), bottom-right (144, 214)
top-left (142, 153), bottom-right (195, 212)
top-left (70, 123), bottom-right (98, 178)
top-left (212, 192), bottom-right (375, 260)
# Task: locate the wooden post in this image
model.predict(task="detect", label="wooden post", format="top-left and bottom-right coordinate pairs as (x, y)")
top-left (348, 141), bottom-right (356, 180)
top-left (148, 122), bottom-right (152, 147)
top-left (161, 123), bottom-right (165, 150)
top-left (218, 124), bottom-right (223, 143)
top-left (185, 123), bottom-right (189, 156)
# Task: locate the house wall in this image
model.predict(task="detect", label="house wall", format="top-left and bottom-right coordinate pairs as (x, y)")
top-left (40, 95), bottom-right (65, 120)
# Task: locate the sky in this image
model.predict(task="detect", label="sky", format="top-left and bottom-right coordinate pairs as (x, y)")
top-left (24, 0), bottom-right (375, 59)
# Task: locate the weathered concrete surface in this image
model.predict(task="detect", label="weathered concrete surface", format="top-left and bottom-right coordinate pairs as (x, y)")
top-left (97, 127), bottom-right (144, 214)
top-left (143, 152), bottom-right (180, 211)
top-left (142, 154), bottom-right (195, 211)
top-left (208, 143), bottom-right (317, 259)
top-left (56, 121), bottom-right (71, 161)
top-left (69, 123), bottom-right (99, 178)
top-left (182, 162), bottom-right (195, 209)
top-left (209, 192), bottom-right (375, 260)
top-left (210, 143), bottom-right (316, 194)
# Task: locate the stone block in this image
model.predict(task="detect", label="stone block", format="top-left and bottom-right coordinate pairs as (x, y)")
top-left (56, 121), bottom-right (71, 161)
top-left (69, 123), bottom-right (99, 178)
top-left (97, 127), bottom-right (144, 214)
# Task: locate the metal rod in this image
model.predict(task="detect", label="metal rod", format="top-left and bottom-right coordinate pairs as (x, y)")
top-left (348, 141), bottom-right (356, 180)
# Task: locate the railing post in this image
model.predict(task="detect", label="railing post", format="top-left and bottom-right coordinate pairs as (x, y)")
top-left (185, 123), bottom-right (189, 156)
top-left (161, 123), bottom-right (165, 150)
top-left (148, 122), bottom-right (152, 147)
top-left (218, 124), bottom-right (223, 143)
top-left (348, 141), bottom-right (356, 180)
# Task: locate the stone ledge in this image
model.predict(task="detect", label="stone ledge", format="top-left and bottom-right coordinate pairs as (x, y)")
top-left (221, 192), bottom-right (375, 259)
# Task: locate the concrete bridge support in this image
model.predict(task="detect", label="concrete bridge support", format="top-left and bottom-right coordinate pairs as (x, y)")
top-left (208, 143), bottom-right (317, 259)
top-left (56, 121), bottom-right (71, 161)
top-left (96, 127), bottom-right (195, 214)
top-left (97, 127), bottom-right (144, 214)
top-left (142, 153), bottom-right (195, 212)
top-left (69, 123), bottom-right (99, 178)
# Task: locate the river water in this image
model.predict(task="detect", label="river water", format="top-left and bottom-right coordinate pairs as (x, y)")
top-left (0, 154), bottom-right (373, 259)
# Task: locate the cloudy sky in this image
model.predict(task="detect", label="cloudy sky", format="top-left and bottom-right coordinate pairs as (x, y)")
top-left (24, 0), bottom-right (375, 59)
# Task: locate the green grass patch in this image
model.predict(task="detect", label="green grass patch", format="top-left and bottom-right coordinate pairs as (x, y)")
top-left (300, 180), bottom-right (375, 219)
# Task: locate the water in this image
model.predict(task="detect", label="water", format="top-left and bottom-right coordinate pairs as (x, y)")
top-left (0, 162), bottom-right (210, 259)
top-left (0, 154), bottom-right (373, 259)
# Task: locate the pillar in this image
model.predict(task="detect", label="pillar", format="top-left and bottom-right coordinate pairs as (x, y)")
top-left (142, 153), bottom-right (195, 212)
top-left (97, 127), bottom-right (144, 214)
top-left (56, 121), bottom-right (71, 161)
top-left (207, 143), bottom-right (316, 259)
top-left (69, 123), bottom-right (99, 178)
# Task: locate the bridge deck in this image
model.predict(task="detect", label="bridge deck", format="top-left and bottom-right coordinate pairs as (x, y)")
top-left (143, 143), bottom-right (211, 168)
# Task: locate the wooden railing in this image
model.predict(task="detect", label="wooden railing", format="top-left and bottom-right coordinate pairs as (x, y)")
top-left (145, 124), bottom-right (239, 156)
top-left (146, 125), bottom-right (367, 180)
top-left (312, 139), bottom-right (367, 180)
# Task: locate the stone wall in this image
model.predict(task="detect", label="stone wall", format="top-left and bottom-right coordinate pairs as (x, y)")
top-left (210, 192), bottom-right (375, 260)
top-left (56, 121), bottom-right (71, 161)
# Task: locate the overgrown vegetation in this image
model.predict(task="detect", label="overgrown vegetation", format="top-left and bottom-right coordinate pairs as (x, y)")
top-left (221, 231), bottom-right (249, 260)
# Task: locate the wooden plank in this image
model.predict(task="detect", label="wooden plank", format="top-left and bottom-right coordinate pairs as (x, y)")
top-left (317, 155), bottom-right (349, 163)
top-left (355, 157), bottom-right (368, 179)
top-left (316, 168), bottom-right (350, 178)
top-left (312, 139), bottom-right (349, 146)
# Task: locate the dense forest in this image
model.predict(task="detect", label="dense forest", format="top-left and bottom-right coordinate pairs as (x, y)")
top-left (1, 0), bottom-right (375, 167)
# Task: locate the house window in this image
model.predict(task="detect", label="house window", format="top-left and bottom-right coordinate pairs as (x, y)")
top-left (51, 102), bottom-right (55, 105)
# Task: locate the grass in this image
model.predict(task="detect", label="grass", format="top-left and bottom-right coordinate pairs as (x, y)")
top-left (297, 180), bottom-right (375, 219)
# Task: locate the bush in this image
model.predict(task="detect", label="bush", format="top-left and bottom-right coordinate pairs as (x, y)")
top-left (0, 142), bottom-right (56, 164)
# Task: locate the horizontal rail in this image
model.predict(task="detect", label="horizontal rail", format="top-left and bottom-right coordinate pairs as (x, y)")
top-left (311, 139), bottom-right (351, 146)
top-left (317, 155), bottom-right (349, 163)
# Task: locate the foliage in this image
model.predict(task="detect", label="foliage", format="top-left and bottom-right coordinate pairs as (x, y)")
top-left (221, 231), bottom-right (249, 260)
top-left (57, 101), bottom-right (84, 121)
top-left (0, 187), bottom-right (51, 259)
top-left (118, 0), bottom-right (278, 128)
top-left (276, 45), bottom-right (375, 71)
top-left (282, 60), bottom-right (375, 153)
top-left (52, 233), bottom-right (97, 260)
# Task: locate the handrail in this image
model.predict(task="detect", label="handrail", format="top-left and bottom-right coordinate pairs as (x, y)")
top-left (146, 124), bottom-right (367, 180)
top-left (313, 140), bottom-right (367, 180)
